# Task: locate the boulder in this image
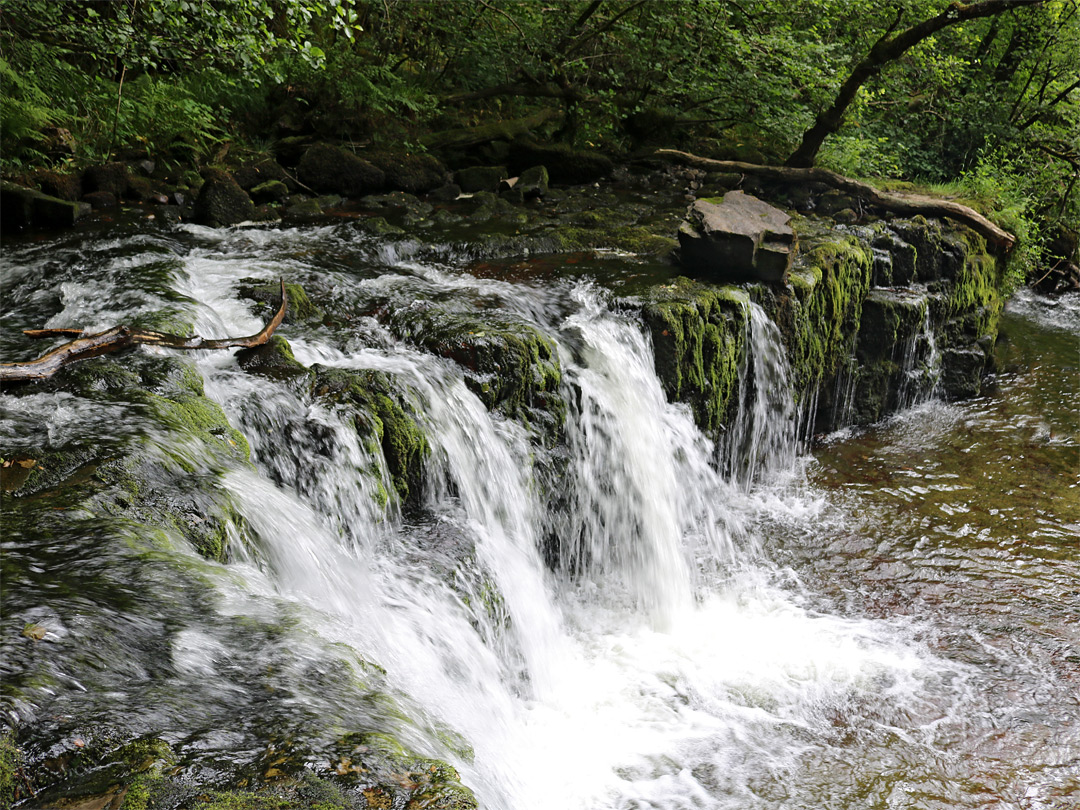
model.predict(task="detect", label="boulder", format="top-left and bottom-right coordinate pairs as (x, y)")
top-left (507, 140), bottom-right (613, 185)
top-left (1, 180), bottom-right (91, 232)
top-left (82, 162), bottom-right (130, 197)
top-left (366, 150), bottom-right (447, 194)
top-left (454, 165), bottom-right (508, 193)
top-left (232, 158), bottom-right (294, 192)
top-left (250, 179), bottom-right (290, 203)
top-left (517, 165), bottom-right (549, 199)
top-left (298, 143), bottom-right (384, 197)
top-left (192, 168), bottom-right (255, 227)
top-left (677, 191), bottom-right (796, 282)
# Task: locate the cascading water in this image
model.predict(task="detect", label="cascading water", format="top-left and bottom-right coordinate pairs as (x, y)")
top-left (5, 221), bottom-right (1076, 810)
top-left (721, 302), bottom-right (800, 488)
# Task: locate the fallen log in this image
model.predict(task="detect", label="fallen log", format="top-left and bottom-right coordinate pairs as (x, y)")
top-left (1, 281), bottom-right (287, 384)
top-left (654, 149), bottom-right (1016, 251)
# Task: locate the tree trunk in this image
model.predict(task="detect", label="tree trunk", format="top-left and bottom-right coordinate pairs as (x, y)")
top-left (786, 0), bottom-right (1043, 168)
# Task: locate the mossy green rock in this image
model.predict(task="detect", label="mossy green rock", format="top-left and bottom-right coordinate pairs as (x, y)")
top-left (387, 306), bottom-right (565, 438)
top-left (641, 277), bottom-right (749, 435)
top-left (2, 355), bottom-right (249, 562)
top-left (237, 279), bottom-right (324, 325)
top-left (311, 366), bottom-right (429, 506)
top-left (773, 235), bottom-right (874, 402)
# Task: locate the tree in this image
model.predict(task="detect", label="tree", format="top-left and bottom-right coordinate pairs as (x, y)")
top-left (786, 0), bottom-right (1045, 167)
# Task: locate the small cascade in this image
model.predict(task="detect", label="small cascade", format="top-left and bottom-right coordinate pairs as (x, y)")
top-left (898, 295), bottom-right (942, 408)
top-left (721, 301), bottom-right (800, 488)
top-left (553, 286), bottom-right (739, 623)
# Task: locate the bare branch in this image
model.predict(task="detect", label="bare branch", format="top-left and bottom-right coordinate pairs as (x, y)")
top-left (1, 282), bottom-right (288, 384)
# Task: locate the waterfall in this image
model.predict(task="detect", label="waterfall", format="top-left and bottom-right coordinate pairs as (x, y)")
top-left (721, 301), bottom-right (800, 488)
top-left (2, 225), bottom-right (974, 810)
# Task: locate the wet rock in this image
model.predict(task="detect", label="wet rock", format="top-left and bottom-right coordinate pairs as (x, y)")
top-left (82, 190), bottom-right (118, 209)
top-left (29, 168), bottom-right (81, 201)
top-left (677, 192), bottom-right (796, 283)
top-left (250, 179), bottom-right (289, 203)
top-left (454, 165), bottom-right (508, 193)
top-left (298, 143), bottom-right (385, 197)
top-left (193, 168), bottom-right (255, 227)
top-left (871, 229), bottom-right (917, 285)
top-left (238, 278), bottom-right (324, 325)
top-left (367, 150), bottom-right (447, 194)
top-left (429, 182), bottom-right (462, 202)
top-left (641, 278), bottom-right (749, 434)
top-left (517, 165), bottom-right (549, 199)
top-left (233, 158), bottom-right (294, 191)
top-left (311, 366), bottom-right (429, 506)
top-left (284, 197), bottom-right (324, 219)
top-left (1, 180), bottom-right (91, 231)
top-left (817, 189), bottom-right (858, 216)
top-left (941, 346), bottom-right (988, 400)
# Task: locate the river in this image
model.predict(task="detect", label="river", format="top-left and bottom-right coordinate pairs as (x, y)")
top-left (1, 217), bottom-right (1077, 809)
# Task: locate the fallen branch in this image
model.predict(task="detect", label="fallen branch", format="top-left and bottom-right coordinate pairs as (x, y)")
top-left (655, 149), bottom-right (1016, 251)
top-left (1, 281), bottom-right (287, 384)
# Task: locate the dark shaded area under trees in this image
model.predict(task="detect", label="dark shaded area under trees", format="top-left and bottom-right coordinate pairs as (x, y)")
top-left (1, 0), bottom-right (1077, 287)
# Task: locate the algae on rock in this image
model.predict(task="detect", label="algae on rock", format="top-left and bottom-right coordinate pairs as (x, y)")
top-left (640, 277), bottom-right (749, 435)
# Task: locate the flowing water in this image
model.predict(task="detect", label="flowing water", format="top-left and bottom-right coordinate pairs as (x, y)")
top-left (2, 218), bottom-right (1078, 809)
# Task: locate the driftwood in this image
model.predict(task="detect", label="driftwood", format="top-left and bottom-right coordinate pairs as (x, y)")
top-left (1, 281), bottom-right (287, 384)
top-left (655, 149), bottom-right (1016, 251)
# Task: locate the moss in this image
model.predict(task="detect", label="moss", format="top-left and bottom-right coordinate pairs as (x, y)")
top-left (0, 730), bottom-right (20, 809)
top-left (237, 279), bottom-right (324, 325)
top-left (312, 367), bottom-right (429, 506)
top-left (641, 277), bottom-right (749, 434)
top-left (388, 307), bottom-right (565, 441)
top-left (552, 224), bottom-right (678, 256)
top-left (774, 236), bottom-right (873, 401)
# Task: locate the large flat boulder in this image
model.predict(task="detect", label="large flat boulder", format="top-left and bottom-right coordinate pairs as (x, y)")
top-left (677, 191), bottom-right (795, 282)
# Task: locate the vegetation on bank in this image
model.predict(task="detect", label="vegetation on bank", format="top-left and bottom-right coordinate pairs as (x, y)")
top-left (0, 0), bottom-right (1076, 283)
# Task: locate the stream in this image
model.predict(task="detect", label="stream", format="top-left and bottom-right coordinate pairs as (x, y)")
top-left (2, 216), bottom-right (1078, 809)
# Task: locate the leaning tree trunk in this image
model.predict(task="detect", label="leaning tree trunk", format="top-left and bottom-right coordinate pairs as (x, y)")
top-left (786, 0), bottom-right (1043, 168)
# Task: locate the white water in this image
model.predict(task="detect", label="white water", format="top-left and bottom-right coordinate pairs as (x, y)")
top-left (150, 229), bottom-right (969, 808)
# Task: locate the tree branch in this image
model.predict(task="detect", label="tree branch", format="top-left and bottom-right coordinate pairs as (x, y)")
top-left (1, 282), bottom-right (288, 384)
top-left (656, 149), bottom-right (1017, 250)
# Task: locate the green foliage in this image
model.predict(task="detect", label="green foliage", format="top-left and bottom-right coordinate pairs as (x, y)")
top-left (0, 57), bottom-right (54, 163)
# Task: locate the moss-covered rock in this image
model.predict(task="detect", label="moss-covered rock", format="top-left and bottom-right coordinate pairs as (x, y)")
top-left (311, 367), bottom-right (429, 507)
top-left (771, 235), bottom-right (874, 404)
top-left (237, 279), bottom-right (325, 325)
top-left (1, 354), bottom-right (250, 562)
top-left (193, 168), bottom-right (255, 227)
top-left (387, 306), bottom-right (565, 439)
top-left (640, 277), bottom-right (749, 434)
top-left (365, 150), bottom-right (447, 194)
top-left (299, 144), bottom-right (385, 197)
top-left (507, 140), bottom-right (613, 185)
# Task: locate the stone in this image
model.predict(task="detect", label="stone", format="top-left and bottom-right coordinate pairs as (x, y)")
top-left (366, 151), bottom-right (447, 193)
top-left (233, 158), bottom-right (293, 191)
top-left (82, 190), bottom-right (117, 209)
top-left (507, 140), bottom-right (613, 185)
top-left (428, 182), bottom-right (461, 202)
top-left (298, 143), bottom-right (384, 197)
top-left (941, 346), bottom-right (987, 400)
top-left (517, 165), bottom-right (549, 199)
top-left (1, 181), bottom-right (91, 231)
top-left (249, 180), bottom-right (290, 203)
top-left (192, 168), bottom-right (255, 227)
top-left (677, 191), bottom-right (796, 282)
top-left (454, 165), bottom-right (508, 193)
top-left (82, 162), bottom-right (130, 197)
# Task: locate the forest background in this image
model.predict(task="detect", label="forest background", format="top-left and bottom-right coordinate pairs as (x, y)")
top-left (1, 0), bottom-right (1077, 282)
